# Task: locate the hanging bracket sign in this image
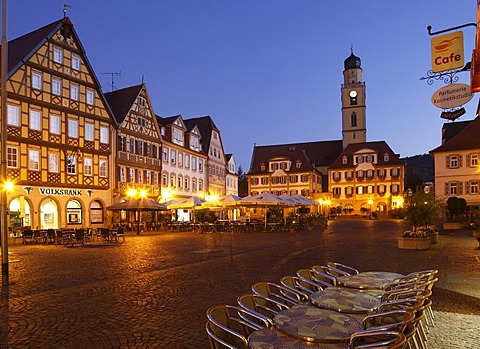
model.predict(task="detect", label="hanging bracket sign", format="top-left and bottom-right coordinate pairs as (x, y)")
top-left (431, 31), bottom-right (464, 73)
top-left (431, 83), bottom-right (474, 109)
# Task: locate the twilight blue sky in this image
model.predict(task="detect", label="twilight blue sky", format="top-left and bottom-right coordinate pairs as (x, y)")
top-left (5, 1), bottom-right (479, 170)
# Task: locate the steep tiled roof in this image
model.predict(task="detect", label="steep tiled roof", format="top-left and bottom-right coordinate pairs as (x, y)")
top-left (104, 84), bottom-right (143, 123)
top-left (441, 120), bottom-right (472, 144)
top-left (184, 116), bottom-right (219, 151)
top-left (2, 18), bottom-right (64, 76)
top-left (249, 140), bottom-right (343, 174)
top-left (432, 116), bottom-right (480, 153)
top-left (329, 141), bottom-right (404, 169)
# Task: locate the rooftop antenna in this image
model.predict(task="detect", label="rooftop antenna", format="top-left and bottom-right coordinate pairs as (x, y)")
top-left (101, 71), bottom-right (121, 92)
top-left (63, 4), bottom-right (71, 18)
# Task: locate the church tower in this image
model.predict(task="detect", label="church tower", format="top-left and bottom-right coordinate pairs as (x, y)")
top-left (341, 49), bottom-right (366, 148)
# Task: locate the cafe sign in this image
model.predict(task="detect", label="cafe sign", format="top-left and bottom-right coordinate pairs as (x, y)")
top-left (431, 83), bottom-right (473, 109)
top-left (431, 31), bottom-right (464, 73)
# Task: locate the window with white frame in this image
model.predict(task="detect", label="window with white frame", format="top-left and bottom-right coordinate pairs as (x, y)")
top-left (48, 153), bottom-right (59, 173)
top-left (384, 154), bottom-right (390, 162)
top-left (84, 157), bottom-right (93, 176)
top-left (184, 154), bottom-right (190, 168)
top-left (170, 174), bottom-right (176, 187)
top-left (332, 172), bottom-right (340, 181)
top-left (178, 153), bottom-right (183, 167)
top-left (377, 169), bottom-right (386, 178)
top-left (7, 147), bottom-right (18, 168)
top-left (100, 126), bottom-right (109, 144)
top-left (251, 177), bottom-right (259, 185)
top-left (67, 155), bottom-right (76, 174)
top-left (153, 172), bottom-right (158, 185)
top-left (70, 84), bottom-right (79, 100)
top-left (119, 167), bottom-right (126, 182)
top-left (366, 155), bottom-right (373, 163)
top-left (199, 180), bottom-right (203, 191)
top-left (29, 109), bottom-right (41, 131)
top-left (170, 150), bottom-right (176, 165)
top-left (192, 157), bottom-right (197, 170)
top-left (173, 128), bottom-right (184, 145)
top-left (146, 171), bottom-right (151, 184)
top-left (162, 148), bottom-right (168, 162)
top-left (177, 175), bottom-right (182, 189)
top-left (357, 170), bottom-right (364, 179)
top-left (356, 186), bottom-right (364, 195)
top-left (391, 184), bottom-right (399, 194)
top-left (378, 184), bottom-right (386, 194)
top-left (391, 168), bottom-right (399, 177)
top-left (469, 181), bottom-right (479, 194)
top-left (290, 175), bottom-right (298, 183)
top-left (99, 159), bottom-right (107, 177)
top-left (342, 156), bottom-right (347, 165)
top-left (449, 182), bottom-right (458, 195)
top-left (32, 71), bottom-right (42, 90)
top-left (129, 168), bottom-right (135, 183)
top-left (345, 171), bottom-right (353, 180)
top-left (7, 105), bottom-right (20, 126)
top-left (86, 89), bottom-right (94, 105)
top-left (301, 174), bottom-right (309, 182)
top-left (345, 186), bottom-right (353, 196)
top-left (192, 178), bottom-right (197, 191)
top-left (48, 114), bottom-right (60, 135)
top-left (129, 139), bottom-right (135, 153)
top-left (52, 78), bottom-right (62, 95)
top-left (470, 154), bottom-right (478, 167)
top-left (366, 169), bottom-right (374, 179)
top-left (367, 185), bottom-right (374, 194)
top-left (72, 54), bottom-right (81, 70)
top-left (199, 159), bottom-right (203, 172)
top-left (261, 177), bottom-right (268, 185)
top-left (449, 155), bottom-right (459, 168)
top-left (53, 47), bottom-right (63, 63)
top-left (68, 119), bottom-right (78, 138)
top-left (184, 177), bottom-right (189, 190)
top-left (138, 170), bottom-right (143, 184)
top-left (333, 187), bottom-right (341, 197)
top-left (85, 123), bottom-right (94, 141)
top-left (162, 173), bottom-right (168, 186)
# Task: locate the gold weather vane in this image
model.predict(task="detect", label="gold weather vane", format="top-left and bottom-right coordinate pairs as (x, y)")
top-left (63, 4), bottom-right (72, 18)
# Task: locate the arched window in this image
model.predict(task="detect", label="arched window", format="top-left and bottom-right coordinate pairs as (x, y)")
top-left (350, 112), bottom-right (357, 127)
top-left (67, 199), bottom-right (82, 224)
top-left (90, 200), bottom-right (104, 224)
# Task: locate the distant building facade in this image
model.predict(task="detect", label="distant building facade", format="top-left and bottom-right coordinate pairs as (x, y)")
top-left (225, 154), bottom-right (239, 196)
top-left (247, 50), bottom-right (405, 215)
top-left (431, 117), bottom-right (480, 216)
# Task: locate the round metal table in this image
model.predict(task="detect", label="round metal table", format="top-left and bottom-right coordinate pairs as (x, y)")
top-left (310, 287), bottom-right (382, 313)
top-left (336, 271), bottom-right (404, 290)
top-left (272, 304), bottom-right (363, 343)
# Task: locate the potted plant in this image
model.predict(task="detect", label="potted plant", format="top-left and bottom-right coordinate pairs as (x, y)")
top-left (398, 190), bottom-right (441, 250)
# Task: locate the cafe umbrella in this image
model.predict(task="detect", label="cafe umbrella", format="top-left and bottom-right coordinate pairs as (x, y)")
top-left (106, 199), bottom-right (167, 234)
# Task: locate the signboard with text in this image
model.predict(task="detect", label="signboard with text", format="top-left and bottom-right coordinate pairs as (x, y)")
top-left (431, 31), bottom-right (464, 73)
top-left (431, 83), bottom-right (473, 109)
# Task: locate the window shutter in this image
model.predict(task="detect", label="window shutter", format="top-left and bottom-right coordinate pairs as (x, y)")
top-left (466, 181), bottom-right (470, 194)
top-left (444, 182), bottom-right (449, 195)
top-left (459, 181), bottom-right (463, 195)
top-left (467, 154), bottom-right (471, 167)
top-left (445, 155), bottom-right (450, 168)
top-left (458, 155), bottom-right (463, 168)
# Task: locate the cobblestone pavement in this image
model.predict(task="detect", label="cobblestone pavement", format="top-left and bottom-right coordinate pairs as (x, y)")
top-left (1, 218), bottom-right (479, 348)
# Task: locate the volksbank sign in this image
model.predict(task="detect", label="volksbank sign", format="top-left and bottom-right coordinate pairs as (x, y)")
top-left (39, 188), bottom-right (83, 196)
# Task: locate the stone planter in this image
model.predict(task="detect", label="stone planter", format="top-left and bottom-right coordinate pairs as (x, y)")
top-left (427, 232), bottom-right (439, 244)
top-left (397, 237), bottom-right (431, 250)
top-left (443, 222), bottom-right (464, 230)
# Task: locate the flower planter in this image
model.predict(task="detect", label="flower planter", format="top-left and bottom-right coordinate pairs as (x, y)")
top-left (427, 232), bottom-right (439, 244)
top-left (307, 225), bottom-right (314, 231)
top-left (397, 237), bottom-right (431, 250)
top-left (289, 227), bottom-right (296, 234)
top-left (443, 222), bottom-right (464, 230)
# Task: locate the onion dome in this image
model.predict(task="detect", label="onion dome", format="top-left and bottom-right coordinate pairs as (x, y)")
top-left (344, 49), bottom-right (361, 70)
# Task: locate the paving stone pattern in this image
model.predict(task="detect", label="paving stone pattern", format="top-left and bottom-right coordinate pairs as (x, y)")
top-left (1, 218), bottom-right (479, 348)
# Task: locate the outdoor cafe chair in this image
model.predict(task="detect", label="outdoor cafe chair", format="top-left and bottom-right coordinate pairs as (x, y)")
top-left (46, 229), bottom-right (56, 244)
top-left (279, 275), bottom-right (322, 299)
top-left (22, 229), bottom-right (34, 244)
top-left (327, 262), bottom-right (360, 276)
top-left (73, 228), bottom-right (85, 246)
top-left (297, 268), bottom-right (337, 289)
top-left (205, 304), bottom-right (270, 349)
top-left (237, 293), bottom-right (287, 324)
top-left (116, 227), bottom-right (125, 242)
top-left (100, 228), bottom-right (112, 242)
top-left (32, 230), bottom-right (44, 244)
top-left (251, 281), bottom-right (303, 308)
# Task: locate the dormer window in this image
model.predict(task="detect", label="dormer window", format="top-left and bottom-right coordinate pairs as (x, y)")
top-left (384, 153), bottom-right (390, 162)
top-left (260, 163), bottom-right (266, 171)
top-left (173, 128), bottom-right (184, 146)
top-left (296, 161), bottom-right (302, 169)
top-left (342, 156), bottom-right (347, 165)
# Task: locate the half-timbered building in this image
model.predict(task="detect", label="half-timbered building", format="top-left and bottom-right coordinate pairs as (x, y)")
top-left (104, 83), bottom-right (162, 204)
top-left (2, 17), bottom-right (117, 230)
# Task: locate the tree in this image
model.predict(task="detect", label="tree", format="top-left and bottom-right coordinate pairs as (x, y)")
top-left (405, 190), bottom-right (441, 230)
top-left (237, 165), bottom-right (248, 197)
top-left (446, 197), bottom-right (467, 222)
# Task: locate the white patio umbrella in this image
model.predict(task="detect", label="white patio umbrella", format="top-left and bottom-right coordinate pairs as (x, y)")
top-left (167, 196), bottom-right (206, 210)
top-left (218, 194), bottom-right (242, 206)
top-left (239, 193), bottom-right (292, 230)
